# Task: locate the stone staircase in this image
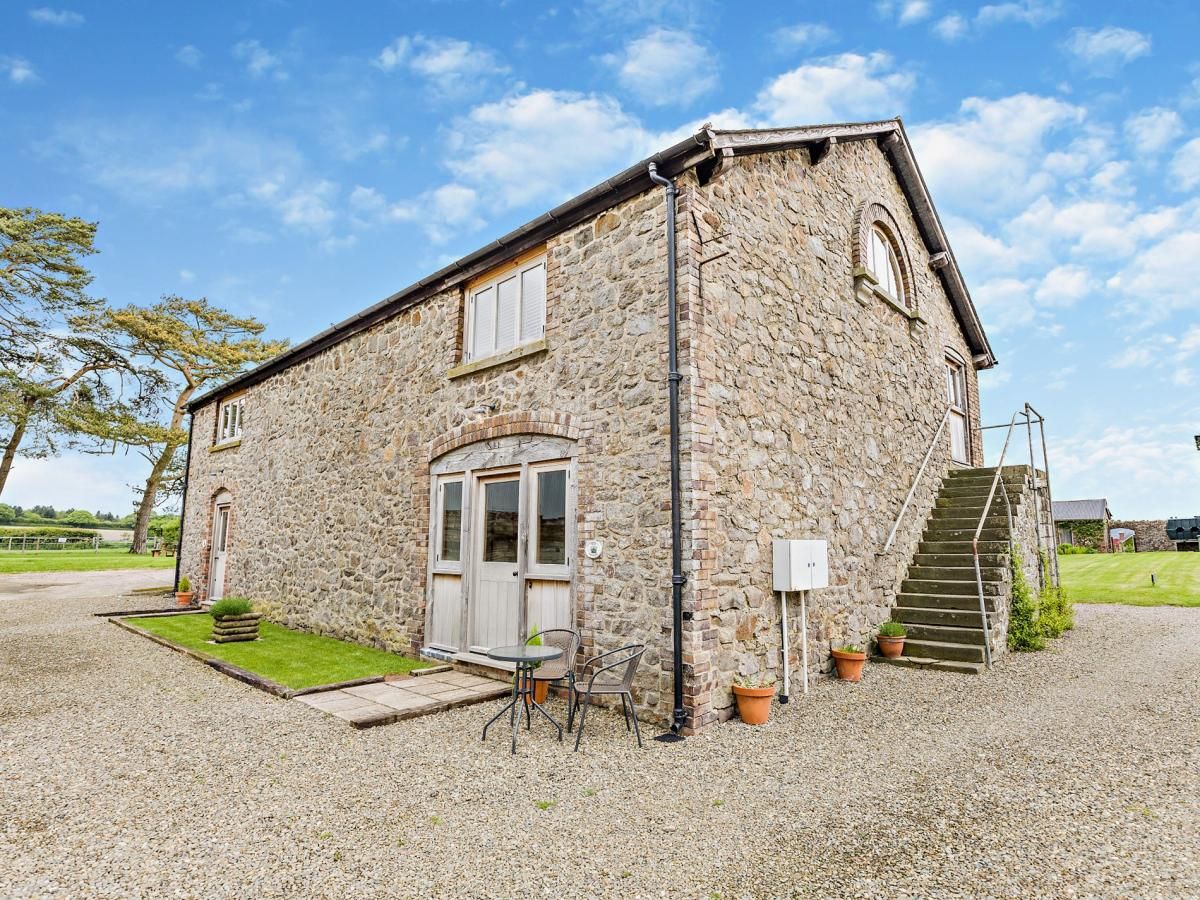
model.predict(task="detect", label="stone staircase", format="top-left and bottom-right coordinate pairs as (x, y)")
top-left (886, 466), bottom-right (1027, 674)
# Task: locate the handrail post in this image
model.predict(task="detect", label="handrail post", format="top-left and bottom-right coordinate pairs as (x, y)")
top-left (1023, 405), bottom-right (1046, 590)
top-left (972, 537), bottom-right (994, 669)
top-left (883, 406), bottom-right (953, 556)
top-left (1028, 404), bottom-right (1061, 589)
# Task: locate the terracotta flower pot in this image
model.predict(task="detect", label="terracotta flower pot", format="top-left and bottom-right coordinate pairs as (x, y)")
top-left (175, 591), bottom-right (194, 607)
top-left (876, 634), bottom-right (905, 658)
top-left (531, 679), bottom-right (549, 704)
top-left (731, 683), bottom-right (776, 725)
top-left (831, 648), bottom-right (867, 682)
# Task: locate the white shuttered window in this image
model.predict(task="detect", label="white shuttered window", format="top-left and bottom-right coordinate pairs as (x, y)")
top-left (466, 254), bottom-right (546, 361)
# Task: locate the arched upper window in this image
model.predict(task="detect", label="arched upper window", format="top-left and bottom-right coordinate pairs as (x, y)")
top-left (853, 202), bottom-right (915, 315)
top-left (868, 225), bottom-right (905, 305)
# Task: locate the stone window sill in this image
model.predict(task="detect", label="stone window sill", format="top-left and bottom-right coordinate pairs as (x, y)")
top-left (210, 438), bottom-right (242, 453)
top-left (853, 269), bottom-right (926, 331)
top-left (448, 337), bottom-right (548, 380)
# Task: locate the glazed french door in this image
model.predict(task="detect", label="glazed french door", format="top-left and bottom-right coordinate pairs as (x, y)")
top-left (468, 475), bottom-right (522, 653)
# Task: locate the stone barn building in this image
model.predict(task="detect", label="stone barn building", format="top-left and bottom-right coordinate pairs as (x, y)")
top-left (1052, 498), bottom-right (1113, 552)
top-left (178, 120), bottom-right (1048, 733)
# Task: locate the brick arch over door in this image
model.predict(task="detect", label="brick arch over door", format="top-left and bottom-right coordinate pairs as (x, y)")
top-left (429, 411), bottom-right (580, 462)
top-left (851, 200), bottom-right (916, 309)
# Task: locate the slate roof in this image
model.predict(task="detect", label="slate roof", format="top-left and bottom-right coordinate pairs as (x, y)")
top-left (1051, 499), bottom-right (1111, 521)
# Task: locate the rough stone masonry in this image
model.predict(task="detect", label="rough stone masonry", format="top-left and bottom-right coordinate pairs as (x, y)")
top-left (181, 134), bottom-right (992, 731)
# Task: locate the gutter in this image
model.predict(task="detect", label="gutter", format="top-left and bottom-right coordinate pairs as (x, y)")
top-left (173, 412), bottom-right (195, 593)
top-left (647, 162), bottom-right (688, 739)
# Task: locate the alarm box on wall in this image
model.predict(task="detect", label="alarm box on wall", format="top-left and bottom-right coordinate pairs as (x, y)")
top-left (772, 539), bottom-right (829, 591)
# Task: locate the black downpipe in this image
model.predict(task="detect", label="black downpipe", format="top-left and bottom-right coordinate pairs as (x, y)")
top-left (172, 414), bottom-right (195, 593)
top-left (648, 163), bottom-right (687, 737)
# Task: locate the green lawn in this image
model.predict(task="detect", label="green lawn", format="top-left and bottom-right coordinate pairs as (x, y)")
top-left (124, 613), bottom-right (426, 690)
top-left (0, 548), bottom-right (176, 574)
top-left (1058, 551), bottom-right (1200, 607)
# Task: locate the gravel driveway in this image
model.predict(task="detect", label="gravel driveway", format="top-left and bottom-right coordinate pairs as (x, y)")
top-left (2, 572), bottom-right (1197, 898)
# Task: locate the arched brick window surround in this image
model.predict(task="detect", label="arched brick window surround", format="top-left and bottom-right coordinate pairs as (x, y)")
top-left (428, 411), bottom-right (580, 462)
top-left (852, 201), bottom-right (915, 311)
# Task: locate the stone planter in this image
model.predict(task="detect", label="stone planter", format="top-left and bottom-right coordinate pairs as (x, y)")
top-left (212, 613), bottom-right (261, 643)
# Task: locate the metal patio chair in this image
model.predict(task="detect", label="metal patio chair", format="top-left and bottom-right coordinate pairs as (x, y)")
top-left (570, 644), bottom-right (646, 751)
top-left (524, 628), bottom-right (581, 725)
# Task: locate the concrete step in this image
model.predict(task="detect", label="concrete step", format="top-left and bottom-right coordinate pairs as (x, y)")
top-left (902, 637), bottom-right (987, 663)
top-left (913, 552), bottom-right (1007, 568)
top-left (897, 591), bottom-right (999, 612)
top-left (917, 539), bottom-right (1010, 556)
top-left (874, 656), bottom-right (986, 675)
top-left (902, 578), bottom-right (1003, 597)
top-left (892, 606), bottom-right (992, 628)
top-left (924, 525), bottom-right (1011, 542)
top-left (900, 621), bottom-right (987, 645)
top-left (908, 561), bottom-right (1006, 579)
top-left (928, 513), bottom-right (1013, 530)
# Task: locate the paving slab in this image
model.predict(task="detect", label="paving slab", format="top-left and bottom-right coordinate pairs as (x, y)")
top-left (296, 669), bottom-right (509, 728)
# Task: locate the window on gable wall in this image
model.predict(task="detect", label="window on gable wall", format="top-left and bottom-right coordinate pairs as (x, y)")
top-left (217, 396), bottom-right (244, 444)
top-left (465, 252), bottom-right (546, 362)
top-left (868, 225), bottom-right (907, 308)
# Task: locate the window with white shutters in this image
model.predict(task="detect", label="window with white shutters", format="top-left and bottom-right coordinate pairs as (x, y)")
top-left (465, 253), bottom-right (546, 361)
top-left (216, 396), bottom-right (244, 444)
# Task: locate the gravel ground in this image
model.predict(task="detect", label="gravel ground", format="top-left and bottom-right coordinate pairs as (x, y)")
top-left (1, 571), bottom-right (1197, 899)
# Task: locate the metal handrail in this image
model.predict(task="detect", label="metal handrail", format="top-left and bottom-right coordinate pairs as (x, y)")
top-left (882, 406), bottom-right (953, 555)
top-left (972, 410), bottom-right (1027, 669)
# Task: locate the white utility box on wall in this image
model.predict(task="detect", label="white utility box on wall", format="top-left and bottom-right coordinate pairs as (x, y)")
top-left (772, 539), bottom-right (829, 592)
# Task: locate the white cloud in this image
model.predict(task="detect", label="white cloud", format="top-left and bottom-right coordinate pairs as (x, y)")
top-left (175, 45), bottom-right (203, 68)
top-left (1107, 229), bottom-right (1200, 317)
top-left (911, 93), bottom-right (1085, 213)
top-left (179, 269), bottom-right (195, 282)
top-left (1124, 107), bottom-right (1184, 154)
top-left (1169, 138), bottom-right (1200, 191)
top-left (319, 234), bottom-right (358, 253)
top-left (375, 37), bottom-right (411, 71)
top-left (753, 52), bottom-right (915, 124)
top-left (1034, 264), bottom-right (1096, 307)
top-left (374, 35), bottom-right (507, 98)
top-left (603, 28), bottom-right (718, 107)
top-left (975, 0), bottom-right (1063, 28)
top-left (974, 276), bottom-right (1037, 332)
top-left (1052, 422), bottom-right (1200, 519)
top-left (1110, 341), bottom-right (1159, 368)
top-left (933, 14), bottom-right (968, 41)
top-left (28, 7), bottom-right (83, 26)
top-left (2, 56), bottom-right (37, 85)
top-left (1064, 26), bottom-right (1151, 75)
top-left (877, 0), bottom-right (932, 25)
top-left (232, 39), bottom-right (286, 81)
top-left (349, 185), bottom-right (386, 215)
top-left (774, 23), bottom-right (836, 49)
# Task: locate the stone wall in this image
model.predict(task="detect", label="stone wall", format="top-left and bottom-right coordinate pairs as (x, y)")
top-left (180, 138), bottom-right (995, 732)
top-left (679, 140), bottom-right (987, 721)
top-left (181, 185), bottom-right (689, 725)
top-left (1112, 519), bottom-right (1173, 552)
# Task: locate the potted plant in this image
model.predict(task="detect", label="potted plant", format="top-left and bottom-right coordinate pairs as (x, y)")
top-left (209, 597), bottom-right (261, 643)
top-left (876, 621), bottom-right (907, 658)
top-left (831, 644), bottom-right (867, 682)
top-left (526, 625), bottom-right (550, 704)
top-left (731, 673), bottom-right (777, 725)
top-left (174, 575), bottom-right (194, 607)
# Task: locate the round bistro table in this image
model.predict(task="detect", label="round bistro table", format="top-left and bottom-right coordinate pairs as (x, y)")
top-left (481, 644), bottom-right (564, 754)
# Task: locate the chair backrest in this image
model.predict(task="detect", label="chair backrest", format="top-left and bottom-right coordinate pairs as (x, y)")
top-left (585, 643), bottom-right (645, 690)
top-left (528, 628), bottom-right (580, 670)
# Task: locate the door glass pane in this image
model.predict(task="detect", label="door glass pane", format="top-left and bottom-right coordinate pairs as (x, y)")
top-left (440, 481), bottom-right (462, 562)
top-left (536, 469), bottom-right (566, 566)
top-left (520, 263), bottom-right (546, 343)
top-left (216, 509), bottom-right (229, 552)
top-left (471, 286), bottom-right (494, 359)
top-left (496, 276), bottom-right (518, 350)
top-left (483, 480), bottom-right (519, 563)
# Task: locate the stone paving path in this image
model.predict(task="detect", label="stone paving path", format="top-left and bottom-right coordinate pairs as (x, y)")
top-left (296, 670), bottom-right (510, 728)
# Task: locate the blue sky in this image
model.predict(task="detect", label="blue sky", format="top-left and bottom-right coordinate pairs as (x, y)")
top-left (2, 0), bottom-right (1198, 520)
